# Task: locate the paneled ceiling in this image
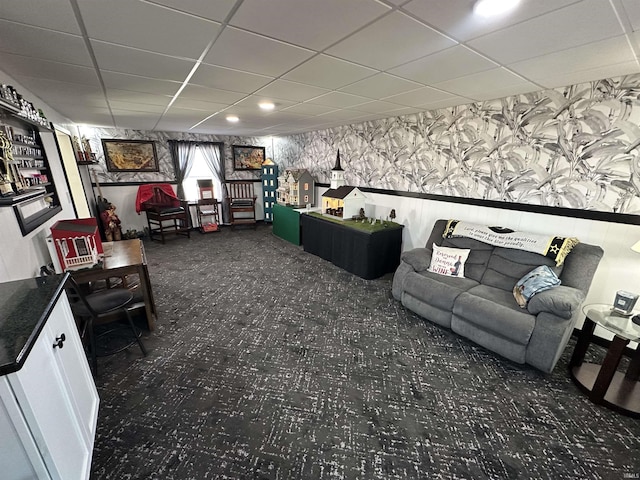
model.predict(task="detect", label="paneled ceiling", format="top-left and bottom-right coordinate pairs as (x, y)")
top-left (0, 0), bottom-right (639, 136)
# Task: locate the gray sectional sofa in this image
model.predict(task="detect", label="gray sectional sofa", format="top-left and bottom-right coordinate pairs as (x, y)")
top-left (392, 219), bottom-right (604, 373)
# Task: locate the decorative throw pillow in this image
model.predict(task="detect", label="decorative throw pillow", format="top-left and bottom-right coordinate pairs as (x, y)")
top-left (513, 265), bottom-right (561, 308)
top-left (428, 244), bottom-right (470, 278)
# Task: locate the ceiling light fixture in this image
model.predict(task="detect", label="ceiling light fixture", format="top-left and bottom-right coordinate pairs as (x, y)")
top-left (259, 102), bottom-right (275, 111)
top-left (226, 115), bottom-right (239, 123)
top-left (473, 0), bottom-right (520, 17)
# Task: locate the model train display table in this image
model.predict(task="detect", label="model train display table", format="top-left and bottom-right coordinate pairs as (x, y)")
top-left (300, 213), bottom-right (403, 280)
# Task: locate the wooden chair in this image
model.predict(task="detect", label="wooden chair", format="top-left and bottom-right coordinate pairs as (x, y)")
top-left (139, 185), bottom-right (190, 243)
top-left (226, 181), bottom-right (257, 228)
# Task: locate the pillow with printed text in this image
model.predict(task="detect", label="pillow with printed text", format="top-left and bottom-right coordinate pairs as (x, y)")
top-left (427, 244), bottom-right (470, 278)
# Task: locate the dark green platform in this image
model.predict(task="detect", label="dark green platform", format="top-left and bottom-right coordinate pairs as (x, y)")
top-left (272, 203), bottom-right (301, 245)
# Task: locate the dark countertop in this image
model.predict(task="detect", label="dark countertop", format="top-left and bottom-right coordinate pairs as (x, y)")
top-left (0, 273), bottom-right (69, 376)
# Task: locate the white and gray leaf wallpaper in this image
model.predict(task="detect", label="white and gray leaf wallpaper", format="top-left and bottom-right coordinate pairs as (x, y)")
top-left (85, 74), bottom-right (640, 215)
top-left (276, 74), bottom-right (640, 215)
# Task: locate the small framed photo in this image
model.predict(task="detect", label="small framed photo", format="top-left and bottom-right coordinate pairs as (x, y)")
top-left (102, 139), bottom-right (159, 172)
top-left (232, 145), bottom-right (265, 171)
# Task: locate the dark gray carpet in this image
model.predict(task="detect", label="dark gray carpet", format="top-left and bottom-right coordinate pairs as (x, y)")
top-left (90, 225), bottom-right (640, 479)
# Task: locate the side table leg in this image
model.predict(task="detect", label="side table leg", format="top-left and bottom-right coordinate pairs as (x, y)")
top-left (570, 317), bottom-right (596, 369)
top-left (626, 344), bottom-right (640, 381)
top-left (590, 336), bottom-right (629, 403)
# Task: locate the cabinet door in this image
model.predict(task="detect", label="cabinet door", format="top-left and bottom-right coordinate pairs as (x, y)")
top-left (8, 294), bottom-right (98, 480)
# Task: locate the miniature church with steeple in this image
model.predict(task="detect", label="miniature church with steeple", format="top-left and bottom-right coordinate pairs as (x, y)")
top-left (321, 150), bottom-right (366, 219)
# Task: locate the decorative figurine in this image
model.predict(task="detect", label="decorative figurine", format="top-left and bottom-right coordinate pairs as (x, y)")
top-left (101, 202), bottom-right (122, 241)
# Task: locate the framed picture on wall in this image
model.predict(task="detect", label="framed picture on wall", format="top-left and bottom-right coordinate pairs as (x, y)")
top-left (232, 145), bottom-right (265, 170)
top-left (102, 139), bottom-right (159, 172)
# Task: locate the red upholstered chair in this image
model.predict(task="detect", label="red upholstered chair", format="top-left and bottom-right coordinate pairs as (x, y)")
top-left (136, 184), bottom-right (190, 243)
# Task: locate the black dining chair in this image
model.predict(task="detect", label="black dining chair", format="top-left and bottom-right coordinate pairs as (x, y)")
top-left (65, 276), bottom-right (147, 375)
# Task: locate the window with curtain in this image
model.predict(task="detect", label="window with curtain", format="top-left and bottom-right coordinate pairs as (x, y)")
top-left (182, 147), bottom-right (223, 202)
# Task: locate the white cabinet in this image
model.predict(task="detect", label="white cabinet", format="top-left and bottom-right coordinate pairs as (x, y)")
top-left (0, 292), bottom-right (99, 480)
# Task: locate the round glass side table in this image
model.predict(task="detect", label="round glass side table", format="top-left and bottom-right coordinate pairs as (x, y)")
top-left (569, 304), bottom-right (640, 417)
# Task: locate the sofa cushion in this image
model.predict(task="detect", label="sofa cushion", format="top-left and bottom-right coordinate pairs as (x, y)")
top-left (481, 247), bottom-right (562, 292)
top-left (440, 237), bottom-right (493, 283)
top-left (428, 244), bottom-right (470, 277)
top-left (513, 265), bottom-right (561, 308)
top-left (453, 285), bottom-right (536, 345)
top-left (404, 271), bottom-right (478, 311)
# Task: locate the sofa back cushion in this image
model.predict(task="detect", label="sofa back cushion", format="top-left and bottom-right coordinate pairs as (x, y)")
top-left (482, 247), bottom-right (563, 292)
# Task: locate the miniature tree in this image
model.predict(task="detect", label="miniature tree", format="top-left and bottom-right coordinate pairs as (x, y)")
top-left (389, 209), bottom-right (396, 223)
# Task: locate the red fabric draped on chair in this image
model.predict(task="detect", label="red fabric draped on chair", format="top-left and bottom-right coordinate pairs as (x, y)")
top-left (136, 184), bottom-right (190, 243)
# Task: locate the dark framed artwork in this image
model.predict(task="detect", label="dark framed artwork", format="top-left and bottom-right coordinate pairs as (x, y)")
top-left (102, 139), bottom-right (159, 172)
top-left (232, 145), bottom-right (265, 170)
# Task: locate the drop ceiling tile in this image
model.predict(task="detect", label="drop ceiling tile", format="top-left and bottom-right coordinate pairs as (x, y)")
top-left (419, 96), bottom-right (470, 112)
top-left (78, 0), bottom-right (220, 59)
top-left (162, 107), bottom-right (215, 124)
top-left (169, 97), bottom-right (228, 113)
top-left (203, 27), bottom-right (314, 77)
top-left (434, 68), bottom-right (538, 100)
top-left (281, 103), bottom-right (340, 116)
top-left (254, 80), bottom-right (330, 102)
top-left (283, 54), bottom-right (377, 90)
top-left (327, 11), bottom-right (456, 70)
top-left (14, 77), bottom-right (106, 104)
top-left (108, 101), bottom-right (168, 114)
top-left (57, 107), bottom-right (114, 127)
top-left (316, 108), bottom-right (373, 122)
top-left (101, 71), bottom-right (182, 95)
top-left (509, 36), bottom-right (638, 84)
top-left (404, 0), bottom-right (579, 42)
top-left (306, 91), bottom-right (370, 108)
top-left (467, 0), bottom-right (625, 64)
top-left (0, 53), bottom-right (100, 86)
top-left (0, 0), bottom-right (81, 34)
top-left (351, 100), bottom-right (409, 114)
top-left (106, 89), bottom-right (173, 106)
top-left (389, 45), bottom-right (497, 84)
top-left (621, 0), bottom-right (640, 31)
top-left (382, 86), bottom-right (458, 107)
top-left (529, 61), bottom-right (640, 90)
top-left (178, 84), bottom-right (246, 104)
top-left (0, 20), bottom-right (92, 66)
top-left (147, 0), bottom-right (237, 22)
top-left (92, 41), bottom-right (196, 81)
top-left (190, 63), bottom-right (273, 93)
top-left (229, 0), bottom-right (390, 50)
top-left (338, 73), bottom-right (423, 99)
top-left (112, 111), bottom-right (160, 130)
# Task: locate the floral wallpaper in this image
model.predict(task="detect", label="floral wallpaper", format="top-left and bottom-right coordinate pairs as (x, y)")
top-left (82, 74), bottom-right (640, 215)
top-left (277, 74), bottom-right (640, 215)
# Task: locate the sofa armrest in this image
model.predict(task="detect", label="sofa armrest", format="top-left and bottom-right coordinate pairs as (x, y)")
top-left (526, 286), bottom-right (585, 320)
top-left (400, 248), bottom-right (431, 272)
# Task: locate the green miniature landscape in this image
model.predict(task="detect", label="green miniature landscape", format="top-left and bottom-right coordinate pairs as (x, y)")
top-left (308, 212), bottom-right (402, 232)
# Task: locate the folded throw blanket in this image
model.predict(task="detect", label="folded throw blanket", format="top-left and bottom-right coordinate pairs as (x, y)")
top-left (444, 220), bottom-right (579, 266)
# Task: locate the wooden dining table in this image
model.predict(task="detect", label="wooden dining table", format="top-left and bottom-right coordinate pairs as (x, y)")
top-left (70, 238), bottom-right (157, 331)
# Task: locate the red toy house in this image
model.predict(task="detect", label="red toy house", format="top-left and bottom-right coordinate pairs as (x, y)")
top-left (50, 218), bottom-right (104, 271)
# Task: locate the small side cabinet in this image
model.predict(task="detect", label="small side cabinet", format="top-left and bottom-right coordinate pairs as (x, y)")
top-left (0, 291), bottom-right (99, 480)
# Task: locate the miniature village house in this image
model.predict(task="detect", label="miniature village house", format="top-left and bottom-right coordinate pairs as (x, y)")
top-left (322, 185), bottom-right (366, 219)
top-left (276, 168), bottom-right (315, 207)
top-left (50, 218), bottom-right (103, 271)
top-left (321, 150), bottom-right (367, 219)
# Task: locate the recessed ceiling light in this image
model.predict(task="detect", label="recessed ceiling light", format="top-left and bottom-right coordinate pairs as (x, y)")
top-left (259, 102), bottom-right (275, 111)
top-left (226, 115), bottom-right (239, 123)
top-left (473, 0), bottom-right (520, 17)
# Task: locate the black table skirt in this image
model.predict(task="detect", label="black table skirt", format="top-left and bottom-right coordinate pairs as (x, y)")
top-left (301, 214), bottom-right (403, 280)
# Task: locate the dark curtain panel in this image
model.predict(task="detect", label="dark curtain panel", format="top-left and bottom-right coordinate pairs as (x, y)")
top-left (199, 142), bottom-right (229, 224)
top-left (169, 140), bottom-right (197, 199)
